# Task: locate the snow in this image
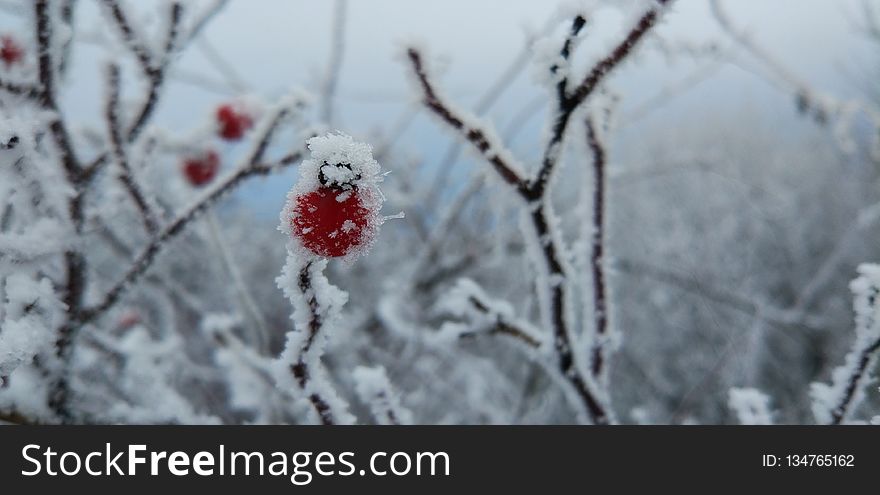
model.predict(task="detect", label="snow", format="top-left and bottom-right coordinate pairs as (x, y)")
top-left (810, 264), bottom-right (880, 424)
top-left (728, 387), bottom-right (774, 425)
top-left (273, 254), bottom-right (355, 424)
top-left (280, 132), bottom-right (388, 263)
top-left (352, 365), bottom-right (413, 425)
top-left (0, 275), bottom-right (63, 378)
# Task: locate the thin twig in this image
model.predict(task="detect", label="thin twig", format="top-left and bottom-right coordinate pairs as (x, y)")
top-left (586, 118), bottom-right (610, 378)
top-left (289, 261), bottom-right (337, 425)
top-left (830, 338), bottom-right (880, 424)
top-left (530, 0), bottom-right (669, 200)
top-left (105, 64), bottom-right (158, 234)
top-left (406, 48), bottom-right (529, 196)
top-left (458, 296), bottom-right (543, 349)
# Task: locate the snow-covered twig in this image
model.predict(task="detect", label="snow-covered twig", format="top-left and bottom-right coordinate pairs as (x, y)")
top-left (405, 48), bottom-right (530, 195)
top-left (82, 1), bottom-right (185, 179)
top-left (353, 366), bottom-right (412, 425)
top-left (276, 258), bottom-right (353, 425)
top-left (585, 118), bottom-right (611, 379)
top-left (100, 0), bottom-right (183, 141)
top-left (811, 264), bottom-right (880, 424)
top-left (34, 0), bottom-right (88, 422)
top-left (105, 63), bottom-right (158, 234)
top-left (437, 278), bottom-right (544, 350)
top-left (531, 0), bottom-right (670, 200)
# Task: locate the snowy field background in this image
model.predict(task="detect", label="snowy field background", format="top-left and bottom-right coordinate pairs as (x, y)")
top-left (1, 0), bottom-right (880, 425)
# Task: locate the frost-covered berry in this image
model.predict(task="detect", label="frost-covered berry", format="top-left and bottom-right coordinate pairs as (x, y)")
top-left (282, 133), bottom-right (386, 260)
top-left (291, 187), bottom-right (373, 258)
top-left (216, 103), bottom-right (254, 141)
top-left (0, 35), bottom-right (23, 67)
top-left (182, 150), bottom-right (220, 186)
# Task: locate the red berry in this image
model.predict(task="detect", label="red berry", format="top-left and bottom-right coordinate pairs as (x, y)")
top-left (216, 103), bottom-right (253, 141)
top-left (291, 187), bottom-right (373, 258)
top-left (1, 35), bottom-right (23, 67)
top-left (182, 150), bottom-right (220, 186)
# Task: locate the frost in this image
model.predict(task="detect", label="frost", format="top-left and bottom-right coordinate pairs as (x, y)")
top-left (352, 365), bottom-right (413, 425)
top-left (728, 387), bottom-right (774, 425)
top-left (0, 275), bottom-right (63, 378)
top-left (280, 132), bottom-right (389, 263)
top-left (810, 264), bottom-right (880, 424)
top-left (273, 254), bottom-right (355, 424)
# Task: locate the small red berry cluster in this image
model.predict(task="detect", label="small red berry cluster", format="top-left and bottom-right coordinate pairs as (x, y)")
top-left (1, 35), bottom-right (24, 67)
top-left (181, 103), bottom-right (255, 187)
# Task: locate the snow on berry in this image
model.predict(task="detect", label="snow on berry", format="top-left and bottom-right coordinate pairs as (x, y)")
top-left (281, 133), bottom-right (386, 260)
top-left (0, 35), bottom-right (23, 67)
top-left (215, 101), bottom-right (256, 141)
top-left (182, 149), bottom-right (220, 187)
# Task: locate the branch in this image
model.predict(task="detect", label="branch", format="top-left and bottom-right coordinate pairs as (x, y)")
top-left (320, 0), bottom-right (347, 124)
top-left (36, 0), bottom-right (80, 181)
top-left (78, 108), bottom-right (299, 324)
top-left (352, 366), bottom-right (412, 425)
top-left (586, 118), bottom-right (610, 378)
top-left (829, 338), bottom-right (880, 424)
top-left (126, 2), bottom-right (183, 142)
top-left (405, 48), bottom-right (530, 196)
top-left (100, 0), bottom-right (154, 69)
top-left (421, 29), bottom-right (541, 214)
top-left (812, 264), bottom-right (880, 424)
top-left (277, 259), bottom-right (353, 425)
top-left (186, 0), bottom-right (229, 43)
top-left (37, 0), bottom-right (87, 422)
top-left (552, 15), bottom-right (586, 105)
top-left (0, 77), bottom-right (39, 98)
top-left (529, 0), bottom-right (670, 199)
top-left (405, 43), bottom-right (615, 424)
top-left (458, 295), bottom-right (543, 349)
top-left (105, 64), bottom-right (158, 234)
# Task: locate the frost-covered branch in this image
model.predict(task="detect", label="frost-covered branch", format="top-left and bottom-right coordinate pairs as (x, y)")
top-left (276, 258), bottom-right (353, 425)
top-left (81, 0), bottom-right (184, 180)
top-left (353, 366), bottom-right (412, 425)
top-left (402, 5), bottom-right (675, 423)
top-left (586, 117), bottom-right (610, 379)
top-left (711, 0), bottom-right (880, 151)
top-left (35, 0), bottom-right (88, 422)
top-left (105, 64), bottom-right (158, 234)
top-left (128, 2), bottom-right (182, 142)
top-left (811, 264), bottom-right (880, 424)
top-left (405, 48), bottom-right (530, 196)
top-left (437, 279), bottom-right (544, 350)
top-left (0, 77), bottom-right (38, 98)
top-left (531, 0), bottom-right (670, 200)
top-left (79, 108), bottom-right (302, 324)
